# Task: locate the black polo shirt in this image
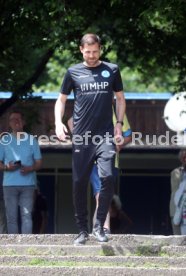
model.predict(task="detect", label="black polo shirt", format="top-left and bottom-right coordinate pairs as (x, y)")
top-left (60, 61), bottom-right (123, 136)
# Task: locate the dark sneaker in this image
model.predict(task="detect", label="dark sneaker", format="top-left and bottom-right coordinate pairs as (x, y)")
top-left (92, 226), bottom-right (109, 242)
top-left (74, 231), bottom-right (89, 245)
top-left (103, 227), bottom-right (110, 235)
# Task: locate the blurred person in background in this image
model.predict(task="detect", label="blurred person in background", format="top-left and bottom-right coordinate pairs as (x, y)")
top-left (0, 110), bottom-right (42, 234)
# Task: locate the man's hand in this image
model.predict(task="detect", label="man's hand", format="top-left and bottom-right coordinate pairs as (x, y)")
top-left (20, 159), bottom-right (42, 175)
top-left (20, 165), bottom-right (33, 175)
top-left (55, 122), bottom-right (68, 141)
top-left (6, 161), bottom-right (21, 171)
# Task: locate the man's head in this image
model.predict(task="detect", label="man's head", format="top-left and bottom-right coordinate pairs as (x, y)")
top-left (80, 33), bottom-right (101, 47)
top-left (8, 110), bottom-right (25, 133)
top-left (80, 33), bottom-right (101, 67)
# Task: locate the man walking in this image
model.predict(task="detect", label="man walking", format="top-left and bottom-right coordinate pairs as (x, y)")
top-left (55, 33), bottom-right (126, 245)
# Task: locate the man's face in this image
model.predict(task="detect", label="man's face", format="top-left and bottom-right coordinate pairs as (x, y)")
top-left (80, 43), bottom-right (101, 67)
top-left (9, 113), bottom-right (25, 132)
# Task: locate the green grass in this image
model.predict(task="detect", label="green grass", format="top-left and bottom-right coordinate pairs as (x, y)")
top-left (0, 249), bottom-right (17, 256)
top-left (0, 258), bottom-right (170, 269)
top-left (99, 247), bottom-right (115, 256)
top-left (26, 259), bottom-right (169, 268)
top-left (135, 245), bottom-right (158, 256)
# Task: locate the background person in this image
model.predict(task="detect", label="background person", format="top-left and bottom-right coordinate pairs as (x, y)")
top-left (109, 194), bottom-right (133, 234)
top-left (0, 110), bottom-right (42, 234)
top-left (90, 113), bottom-right (132, 234)
top-left (68, 113), bottom-right (132, 234)
top-left (174, 176), bottom-right (186, 235)
top-left (169, 149), bottom-right (186, 235)
top-left (55, 33), bottom-right (126, 245)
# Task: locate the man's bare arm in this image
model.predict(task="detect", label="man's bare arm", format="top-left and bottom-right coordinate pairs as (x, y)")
top-left (114, 91), bottom-right (126, 138)
top-left (54, 93), bottom-right (68, 140)
top-left (115, 91), bottom-right (126, 122)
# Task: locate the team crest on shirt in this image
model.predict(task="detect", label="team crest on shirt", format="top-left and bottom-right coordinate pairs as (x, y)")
top-left (101, 70), bottom-right (110, 78)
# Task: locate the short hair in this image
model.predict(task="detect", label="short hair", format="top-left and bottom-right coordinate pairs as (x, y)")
top-left (8, 109), bottom-right (24, 120)
top-left (80, 33), bottom-right (101, 47)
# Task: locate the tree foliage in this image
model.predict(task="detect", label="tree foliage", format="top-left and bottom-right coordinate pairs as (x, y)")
top-left (0, 0), bottom-right (186, 114)
top-left (0, 0), bottom-right (87, 114)
top-left (98, 0), bottom-right (186, 90)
